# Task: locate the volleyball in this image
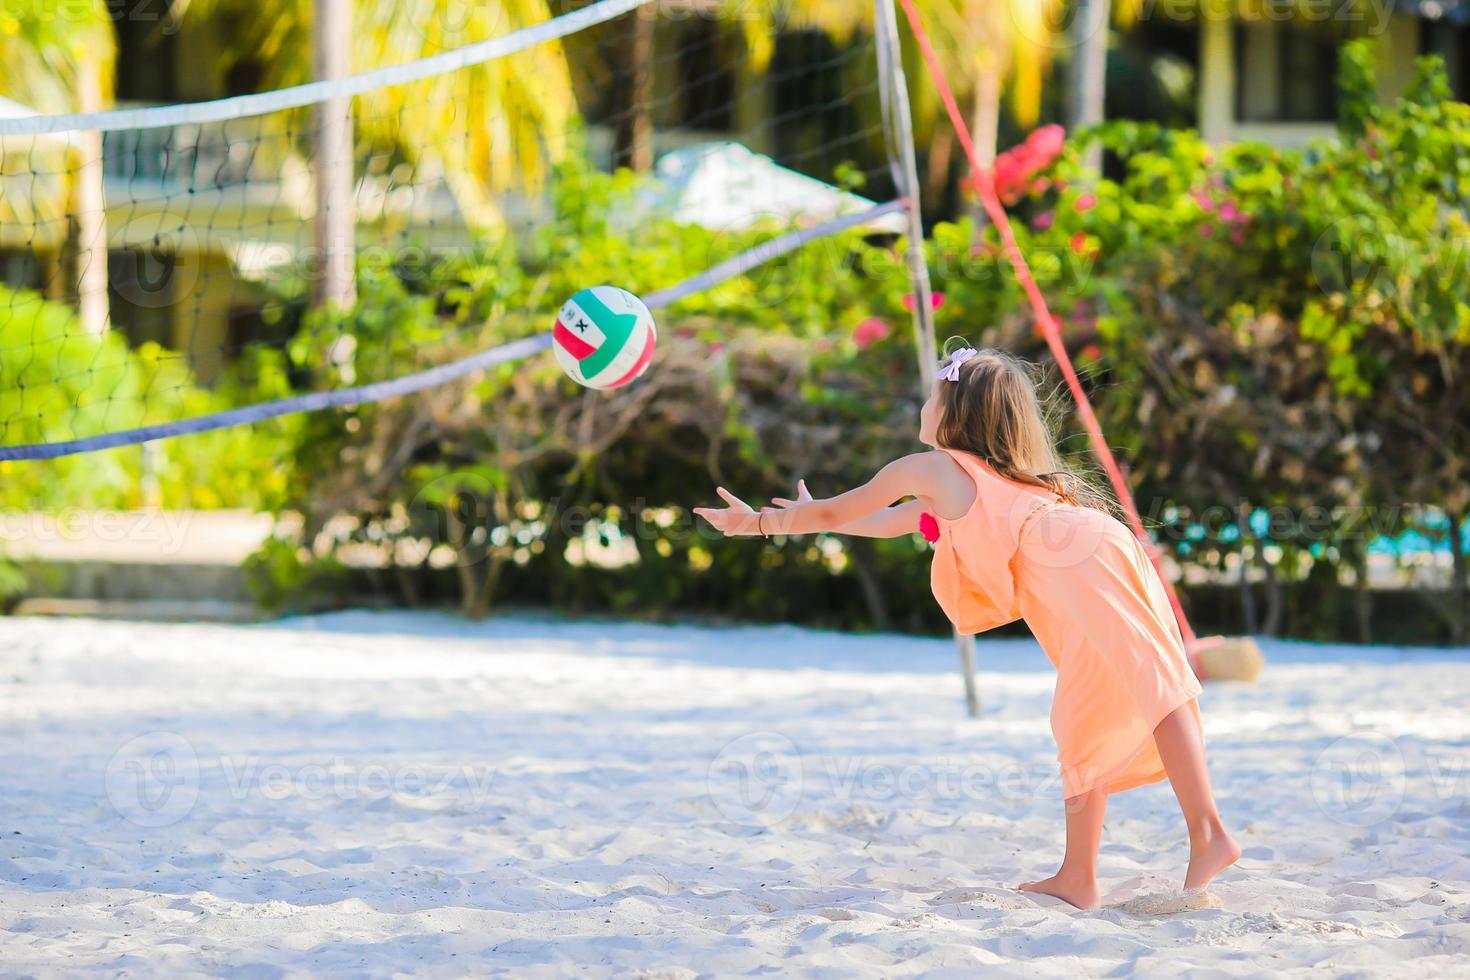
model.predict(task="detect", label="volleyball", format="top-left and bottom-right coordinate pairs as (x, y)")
top-left (552, 286), bottom-right (658, 390)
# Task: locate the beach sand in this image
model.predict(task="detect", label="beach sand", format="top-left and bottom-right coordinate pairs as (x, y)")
top-left (1, 611), bottom-right (1467, 976)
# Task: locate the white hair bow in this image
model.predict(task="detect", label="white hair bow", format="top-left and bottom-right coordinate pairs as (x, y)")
top-left (935, 347), bottom-right (979, 382)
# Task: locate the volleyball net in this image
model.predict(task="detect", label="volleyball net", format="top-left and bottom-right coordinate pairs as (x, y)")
top-left (0, 0), bottom-right (920, 462)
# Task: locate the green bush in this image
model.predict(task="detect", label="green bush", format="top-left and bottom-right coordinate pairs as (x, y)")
top-left (951, 40), bottom-right (1469, 642)
top-left (255, 42), bottom-right (1467, 643)
top-left (0, 284), bottom-right (296, 512)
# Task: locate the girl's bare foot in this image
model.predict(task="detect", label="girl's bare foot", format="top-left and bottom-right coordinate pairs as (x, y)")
top-left (1184, 827), bottom-right (1241, 892)
top-left (1019, 870), bottom-right (1100, 910)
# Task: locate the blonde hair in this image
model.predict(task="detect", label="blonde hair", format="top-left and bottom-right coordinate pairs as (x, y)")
top-left (935, 345), bottom-right (1111, 512)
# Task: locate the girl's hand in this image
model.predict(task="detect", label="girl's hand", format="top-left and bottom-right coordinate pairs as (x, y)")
top-left (770, 479), bottom-right (812, 510)
top-left (693, 487), bottom-right (764, 536)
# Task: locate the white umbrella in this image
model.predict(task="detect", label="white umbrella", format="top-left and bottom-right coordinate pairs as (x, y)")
top-left (640, 141), bottom-right (905, 234)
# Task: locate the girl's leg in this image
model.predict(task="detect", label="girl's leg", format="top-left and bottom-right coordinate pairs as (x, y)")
top-left (1018, 785), bottom-right (1106, 909)
top-left (1153, 701), bottom-right (1241, 890)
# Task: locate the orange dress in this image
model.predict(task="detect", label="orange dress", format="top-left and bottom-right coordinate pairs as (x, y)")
top-left (928, 448), bottom-right (1203, 799)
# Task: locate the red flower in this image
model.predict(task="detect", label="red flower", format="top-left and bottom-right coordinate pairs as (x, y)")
top-left (990, 124), bottom-right (1067, 204)
top-left (852, 316), bottom-right (890, 350)
top-left (919, 512), bottom-right (940, 543)
top-left (1069, 231), bottom-right (1089, 255)
top-left (1081, 343), bottom-right (1103, 361)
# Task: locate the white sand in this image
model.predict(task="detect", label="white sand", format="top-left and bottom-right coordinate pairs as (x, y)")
top-left (1, 611), bottom-right (1468, 977)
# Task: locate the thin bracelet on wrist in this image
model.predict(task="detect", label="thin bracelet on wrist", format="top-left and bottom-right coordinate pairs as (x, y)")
top-left (757, 510), bottom-right (767, 537)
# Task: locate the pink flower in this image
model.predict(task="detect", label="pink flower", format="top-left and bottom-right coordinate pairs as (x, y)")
top-left (901, 292), bottom-right (945, 312)
top-left (1192, 189), bottom-right (1215, 212)
top-left (1032, 211), bottom-right (1055, 231)
top-left (1074, 192), bottom-right (1097, 213)
top-left (990, 124), bottom-right (1067, 204)
top-left (709, 340), bottom-right (725, 353)
top-left (852, 316), bottom-right (890, 350)
top-left (1026, 124), bottom-right (1066, 165)
top-left (1218, 200), bottom-right (1241, 223)
top-left (1198, 222), bottom-right (1215, 239)
top-left (918, 512), bottom-right (940, 543)
top-left (1231, 227), bottom-right (1246, 245)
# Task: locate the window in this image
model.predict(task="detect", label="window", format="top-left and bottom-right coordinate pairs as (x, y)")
top-left (1422, 21), bottom-right (1469, 101)
top-left (676, 19), bottom-right (736, 131)
top-left (1235, 22), bottom-right (1338, 123)
top-left (113, 4), bottom-right (179, 103)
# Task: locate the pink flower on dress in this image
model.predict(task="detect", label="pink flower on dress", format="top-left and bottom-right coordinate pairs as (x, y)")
top-left (919, 512), bottom-right (940, 543)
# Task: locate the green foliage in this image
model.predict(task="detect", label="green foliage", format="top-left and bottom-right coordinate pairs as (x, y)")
top-left (250, 159), bottom-right (936, 629)
top-left (0, 284), bottom-right (296, 512)
top-left (964, 47), bottom-right (1469, 640)
top-left (256, 58), bottom-right (1470, 642)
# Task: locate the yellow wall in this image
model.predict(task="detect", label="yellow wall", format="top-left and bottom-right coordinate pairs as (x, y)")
top-left (1198, 14), bottom-right (1424, 148)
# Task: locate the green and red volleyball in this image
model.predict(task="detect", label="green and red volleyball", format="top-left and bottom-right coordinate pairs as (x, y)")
top-left (552, 286), bottom-right (658, 390)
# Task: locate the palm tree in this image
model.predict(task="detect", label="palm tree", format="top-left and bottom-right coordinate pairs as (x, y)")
top-left (0, 0), bottom-right (117, 334)
top-left (174, 0), bottom-right (579, 225)
top-left (915, 0), bottom-right (1061, 209)
top-left (1068, 0), bottom-right (1147, 172)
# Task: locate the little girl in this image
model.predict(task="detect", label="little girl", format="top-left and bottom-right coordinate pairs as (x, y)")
top-left (694, 346), bottom-right (1240, 909)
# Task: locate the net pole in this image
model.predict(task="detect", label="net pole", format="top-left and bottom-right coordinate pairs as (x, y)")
top-left (313, 0), bottom-right (357, 310)
top-left (875, 0), bottom-right (936, 397)
top-left (876, 0), bottom-right (980, 719)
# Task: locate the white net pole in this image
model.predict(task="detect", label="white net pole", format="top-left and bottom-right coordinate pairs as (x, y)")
top-left (876, 0), bottom-right (981, 719)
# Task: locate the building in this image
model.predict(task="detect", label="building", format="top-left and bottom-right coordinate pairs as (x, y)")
top-left (1195, 3), bottom-right (1469, 146)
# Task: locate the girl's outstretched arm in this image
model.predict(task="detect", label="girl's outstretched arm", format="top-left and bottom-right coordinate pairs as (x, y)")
top-left (824, 500), bottom-right (927, 538)
top-left (695, 452), bottom-right (954, 537)
top-left (770, 480), bottom-right (925, 539)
